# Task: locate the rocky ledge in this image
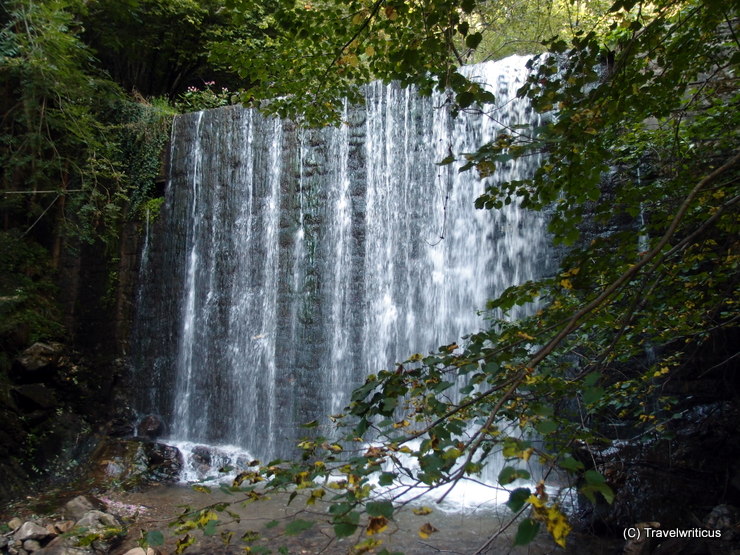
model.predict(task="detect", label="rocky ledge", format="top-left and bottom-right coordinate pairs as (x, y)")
top-left (0, 495), bottom-right (160, 555)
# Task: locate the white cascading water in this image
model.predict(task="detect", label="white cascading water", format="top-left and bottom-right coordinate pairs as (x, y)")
top-left (133, 55), bottom-right (553, 489)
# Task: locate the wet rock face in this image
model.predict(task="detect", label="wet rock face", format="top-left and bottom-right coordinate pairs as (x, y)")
top-left (145, 442), bottom-right (184, 482)
top-left (88, 438), bottom-right (183, 488)
top-left (135, 415), bottom-right (164, 439)
top-left (1, 341), bottom-right (129, 503)
top-left (573, 401), bottom-right (740, 535)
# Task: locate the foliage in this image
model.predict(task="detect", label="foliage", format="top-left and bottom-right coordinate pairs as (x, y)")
top-left (0, 231), bottom-right (65, 354)
top-left (111, 96), bottom-right (175, 216)
top-left (470, 0), bottom-right (613, 61)
top-left (211, 0), bottom-right (614, 125)
top-left (174, 0), bottom-right (740, 552)
top-left (78, 0), bottom-right (247, 97)
top-left (174, 82), bottom-right (235, 113)
top-left (0, 0), bottom-right (175, 361)
top-left (1, 0), bottom-right (124, 250)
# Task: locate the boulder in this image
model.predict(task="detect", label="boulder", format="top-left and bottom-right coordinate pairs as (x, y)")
top-left (34, 536), bottom-right (94, 554)
top-left (10, 384), bottom-right (58, 412)
top-left (191, 445), bottom-right (212, 466)
top-left (13, 521), bottom-right (52, 542)
top-left (145, 442), bottom-right (184, 482)
top-left (88, 438), bottom-right (184, 487)
top-left (52, 521), bottom-right (75, 535)
top-left (62, 496), bottom-right (107, 522)
top-left (11, 342), bottom-right (65, 382)
top-left (74, 510), bottom-right (120, 531)
top-left (23, 539), bottom-right (43, 552)
top-left (8, 517), bottom-right (23, 530)
top-left (136, 415), bottom-right (164, 439)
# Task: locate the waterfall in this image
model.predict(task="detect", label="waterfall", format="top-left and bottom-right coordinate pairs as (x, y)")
top-left (132, 55), bottom-right (553, 468)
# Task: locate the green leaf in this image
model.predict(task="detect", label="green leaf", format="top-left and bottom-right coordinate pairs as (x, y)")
top-left (559, 455), bottom-right (584, 472)
top-left (584, 470), bottom-right (606, 484)
top-left (265, 520), bottom-right (279, 529)
top-left (203, 519), bottom-right (219, 536)
top-left (333, 520), bottom-right (358, 538)
top-left (145, 530), bottom-right (164, 546)
top-left (457, 91), bottom-right (475, 108)
top-left (506, 488), bottom-right (531, 512)
top-left (366, 501), bottom-right (394, 518)
top-left (535, 419), bottom-right (557, 434)
top-left (498, 466), bottom-right (531, 485)
top-left (465, 32), bottom-right (482, 49)
top-left (582, 386), bottom-right (605, 405)
top-left (514, 518), bottom-right (540, 545)
top-left (379, 472), bottom-right (396, 486)
top-left (285, 519), bottom-right (314, 535)
top-left (581, 482), bottom-right (615, 505)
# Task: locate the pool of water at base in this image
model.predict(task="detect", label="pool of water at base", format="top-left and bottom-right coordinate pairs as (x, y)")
top-left (108, 484), bottom-right (621, 555)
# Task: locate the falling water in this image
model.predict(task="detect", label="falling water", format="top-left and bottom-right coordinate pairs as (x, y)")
top-left (133, 55), bottom-right (554, 468)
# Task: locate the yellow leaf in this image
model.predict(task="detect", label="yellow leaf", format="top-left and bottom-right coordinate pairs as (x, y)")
top-left (412, 506), bottom-right (433, 516)
top-left (544, 504), bottom-right (572, 548)
top-left (559, 279), bottom-right (573, 290)
top-left (418, 523), bottom-right (438, 539)
top-left (353, 538), bottom-right (383, 553)
top-left (306, 488), bottom-right (325, 505)
top-left (365, 45), bottom-right (376, 57)
top-left (366, 516), bottom-right (388, 535)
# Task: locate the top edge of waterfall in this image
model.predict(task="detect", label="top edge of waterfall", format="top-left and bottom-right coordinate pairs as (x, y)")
top-left (174, 53), bottom-right (534, 119)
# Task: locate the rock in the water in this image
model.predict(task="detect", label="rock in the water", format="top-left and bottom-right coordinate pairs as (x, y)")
top-left (145, 442), bottom-right (184, 482)
top-left (14, 521), bottom-right (52, 542)
top-left (136, 415), bottom-right (164, 439)
top-left (62, 496), bottom-right (106, 522)
top-left (191, 445), bottom-right (212, 466)
top-left (121, 548), bottom-right (161, 555)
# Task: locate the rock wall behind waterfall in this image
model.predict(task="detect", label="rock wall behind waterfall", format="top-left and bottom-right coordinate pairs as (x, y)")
top-left (132, 56), bottom-right (555, 461)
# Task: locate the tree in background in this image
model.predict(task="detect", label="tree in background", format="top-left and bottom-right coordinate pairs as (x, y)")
top-left (79, 0), bottom-right (256, 97)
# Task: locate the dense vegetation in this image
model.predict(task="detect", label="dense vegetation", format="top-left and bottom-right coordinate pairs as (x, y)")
top-left (1, 0), bottom-right (738, 552)
top-left (0, 0), bottom-right (234, 354)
